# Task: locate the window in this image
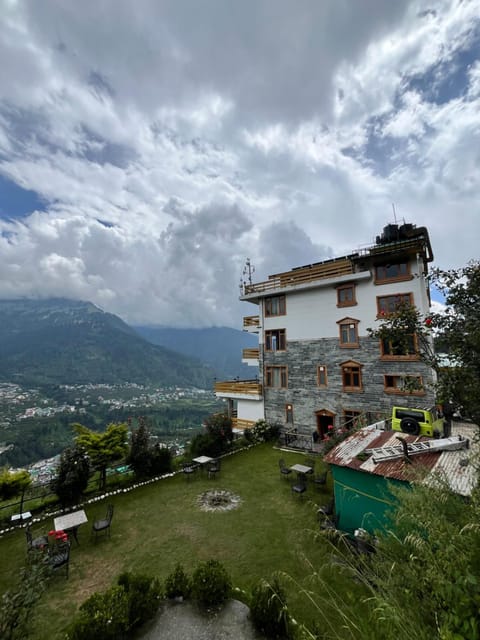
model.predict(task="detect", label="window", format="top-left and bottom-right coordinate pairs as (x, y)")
top-left (265, 365), bottom-right (288, 388)
top-left (381, 334), bottom-right (418, 359)
top-left (336, 284), bottom-right (356, 307)
top-left (384, 375), bottom-right (424, 395)
top-left (374, 261), bottom-right (411, 283)
top-left (343, 410), bottom-right (361, 429)
top-left (265, 329), bottom-right (286, 351)
top-left (317, 365), bottom-right (328, 387)
top-left (341, 361), bottom-right (363, 391)
top-left (377, 293), bottom-right (413, 316)
top-left (265, 295), bottom-right (286, 317)
top-left (337, 318), bottom-right (359, 347)
top-left (285, 404), bottom-right (294, 423)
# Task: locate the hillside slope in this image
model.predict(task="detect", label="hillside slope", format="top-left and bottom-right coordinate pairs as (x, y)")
top-left (0, 299), bottom-right (213, 387)
top-left (134, 325), bottom-right (258, 380)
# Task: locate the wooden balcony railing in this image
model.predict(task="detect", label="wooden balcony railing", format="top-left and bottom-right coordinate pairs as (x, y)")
top-left (232, 418), bottom-right (256, 430)
top-left (214, 380), bottom-right (263, 396)
top-left (243, 315), bottom-right (260, 329)
top-left (243, 257), bottom-right (354, 295)
top-left (242, 348), bottom-right (259, 360)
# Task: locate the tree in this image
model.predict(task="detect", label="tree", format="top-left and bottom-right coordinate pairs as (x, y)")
top-left (74, 423), bottom-right (128, 491)
top-left (368, 261), bottom-right (480, 425)
top-left (127, 416), bottom-right (172, 479)
top-left (126, 417), bottom-right (150, 478)
top-left (0, 468), bottom-right (31, 502)
top-left (51, 445), bottom-right (90, 507)
top-left (0, 468), bottom-right (32, 517)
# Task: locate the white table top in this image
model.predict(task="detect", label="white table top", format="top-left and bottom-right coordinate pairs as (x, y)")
top-left (290, 464), bottom-right (313, 474)
top-left (193, 456), bottom-right (214, 465)
top-left (54, 509), bottom-right (88, 531)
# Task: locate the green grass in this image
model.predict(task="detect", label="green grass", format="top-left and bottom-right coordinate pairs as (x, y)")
top-left (0, 444), bottom-right (367, 639)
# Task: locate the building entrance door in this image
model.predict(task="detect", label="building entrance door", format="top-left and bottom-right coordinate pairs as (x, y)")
top-left (315, 410), bottom-right (335, 440)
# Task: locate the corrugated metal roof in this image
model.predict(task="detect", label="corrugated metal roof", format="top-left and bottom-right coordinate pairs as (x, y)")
top-left (324, 422), bottom-right (478, 496)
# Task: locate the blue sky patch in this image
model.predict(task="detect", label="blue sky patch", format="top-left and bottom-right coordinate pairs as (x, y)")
top-left (0, 174), bottom-right (47, 219)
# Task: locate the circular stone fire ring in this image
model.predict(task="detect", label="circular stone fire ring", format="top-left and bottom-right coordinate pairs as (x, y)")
top-left (197, 489), bottom-right (242, 512)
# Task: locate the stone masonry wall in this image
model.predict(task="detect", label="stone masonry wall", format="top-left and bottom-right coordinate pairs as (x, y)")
top-left (263, 336), bottom-right (436, 435)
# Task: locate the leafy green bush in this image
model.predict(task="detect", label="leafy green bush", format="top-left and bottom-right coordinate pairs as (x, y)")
top-left (250, 577), bottom-right (291, 639)
top-left (164, 563), bottom-right (191, 600)
top-left (67, 586), bottom-right (129, 640)
top-left (244, 420), bottom-right (280, 443)
top-left (0, 468), bottom-right (31, 501)
top-left (191, 559), bottom-right (231, 608)
top-left (117, 572), bottom-right (162, 630)
top-left (189, 433), bottom-right (224, 458)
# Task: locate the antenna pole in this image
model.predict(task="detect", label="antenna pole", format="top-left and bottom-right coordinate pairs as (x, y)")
top-left (391, 203), bottom-right (397, 224)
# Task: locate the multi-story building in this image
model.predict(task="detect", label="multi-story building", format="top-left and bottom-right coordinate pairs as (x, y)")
top-left (215, 222), bottom-right (436, 442)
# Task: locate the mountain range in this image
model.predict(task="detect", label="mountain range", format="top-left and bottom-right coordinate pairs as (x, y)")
top-left (0, 298), bottom-right (256, 387)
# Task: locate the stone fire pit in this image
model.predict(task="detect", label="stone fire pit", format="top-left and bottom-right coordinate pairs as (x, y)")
top-left (197, 489), bottom-right (242, 512)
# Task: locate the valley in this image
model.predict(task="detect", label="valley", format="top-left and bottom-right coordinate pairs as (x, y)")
top-left (0, 382), bottom-right (223, 469)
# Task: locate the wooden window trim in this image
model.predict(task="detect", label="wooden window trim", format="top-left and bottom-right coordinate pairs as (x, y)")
top-left (265, 365), bottom-right (288, 389)
top-left (264, 328), bottom-right (286, 352)
top-left (317, 365), bottom-right (328, 387)
top-left (336, 284), bottom-right (357, 308)
top-left (264, 295), bottom-right (286, 317)
top-left (340, 360), bottom-right (363, 392)
top-left (337, 317), bottom-right (360, 348)
top-left (376, 292), bottom-right (413, 317)
top-left (383, 374), bottom-right (425, 396)
top-left (379, 334), bottom-right (419, 360)
top-left (374, 261), bottom-right (413, 285)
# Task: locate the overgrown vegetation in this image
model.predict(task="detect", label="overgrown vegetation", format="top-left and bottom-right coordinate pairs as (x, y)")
top-left (0, 552), bottom-right (50, 640)
top-left (250, 576), bottom-right (291, 639)
top-left (368, 261), bottom-right (480, 426)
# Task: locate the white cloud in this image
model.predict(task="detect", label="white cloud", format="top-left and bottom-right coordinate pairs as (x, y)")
top-left (0, 0), bottom-right (479, 326)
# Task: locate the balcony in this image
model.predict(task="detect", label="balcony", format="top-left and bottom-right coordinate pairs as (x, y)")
top-left (241, 257), bottom-right (354, 296)
top-left (232, 417), bottom-right (256, 430)
top-left (242, 348), bottom-right (259, 366)
top-left (243, 315), bottom-right (260, 332)
top-left (214, 380), bottom-right (263, 400)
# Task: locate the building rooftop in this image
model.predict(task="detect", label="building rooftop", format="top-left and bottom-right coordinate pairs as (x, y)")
top-left (240, 222), bottom-right (433, 299)
top-left (324, 421), bottom-right (478, 497)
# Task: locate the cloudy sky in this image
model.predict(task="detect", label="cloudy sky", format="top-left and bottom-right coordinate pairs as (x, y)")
top-left (0, 0), bottom-right (479, 328)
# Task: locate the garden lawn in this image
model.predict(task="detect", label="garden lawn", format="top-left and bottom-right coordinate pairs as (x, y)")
top-left (0, 444), bottom-right (367, 639)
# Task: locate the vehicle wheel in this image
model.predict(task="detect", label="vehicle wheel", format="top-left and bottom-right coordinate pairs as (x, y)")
top-left (400, 417), bottom-right (420, 435)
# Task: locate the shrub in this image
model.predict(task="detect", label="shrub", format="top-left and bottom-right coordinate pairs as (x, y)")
top-left (164, 563), bottom-right (191, 600)
top-left (189, 433), bottom-right (224, 459)
top-left (0, 468), bottom-right (31, 501)
top-left (244, 420), bottom-right (280, 443)
top-left (191, 560), bottom-right (231, 608)
top-left (67, 586), bottom-right (129, 640)
top-left (117, 572), bottom-right (162, 630)
top-left (250, 577), bottom-right (291, 639)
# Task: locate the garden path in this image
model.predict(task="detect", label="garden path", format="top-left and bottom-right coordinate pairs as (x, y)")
top-left (139, 599), bottom-right (265, 640)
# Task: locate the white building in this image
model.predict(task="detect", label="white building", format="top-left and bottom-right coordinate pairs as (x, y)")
top-left (215, 223), bottom-right (436, 442)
